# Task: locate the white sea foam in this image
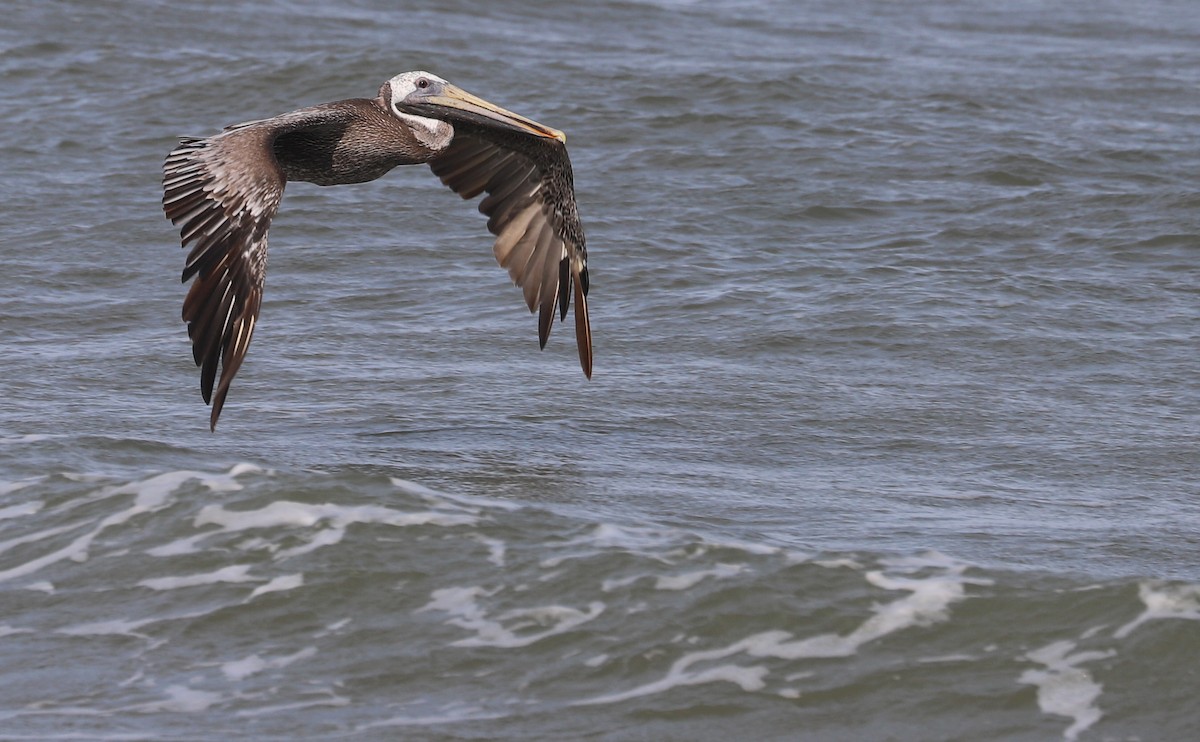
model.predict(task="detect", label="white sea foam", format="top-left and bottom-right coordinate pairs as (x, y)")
top-left (0, 527), bottom-right (110, 584)
top-left (137, 564), bottom-right (257, 591)
top-left (193, 500), bottom-right (476, 562)
top-left (916, 653), bottom-right (979, 664)
top-left (234, 694), bottom-right (351, 718)
top-left (1113, 580), bottom-right (1200, 639)
top-left (57, 607), bottom-right (215, 639)
top-left (541, 522), bottom-right (679, 569)
top-left (108, 466), bottom-right (256, 508)
top-left (316, 617), bottom-right (352, 637)
top-left (702, 536), bottom-right (786, 557)
top-left (0, 524), bottom-right (92, 561)
top-left (144, 533), bottom-right (211, 557)
top-left (0, 498), bottom-right (42, 516)
top-left (419, 586), bottom-right (605, 648)
top-left (655, 563), bottom-right (743, 591)
top-left (0, 465), bottom-right (260, 584)
top-left (221, 646), bottom-right (317, 681)
top-left (576, 636), bottom-right (771, 705)
top-left (390, 476), bottom-right (524, 512)
top-left (1019, 639), bottom-right (1115, 741)
top-left (745, 561), bottom-right (984, 660)
top-left (134, 684), bottom-right (224, 713)
top-left (356, 706), bottom-right (508, 730)
top-left (247, 573), bottom-right (304, 599)
top-left (579, 551), bottom-right (985, 705)
top-left (601, 563), bottom-right (747, 592)
top-left (57, 617), bottom-right (158, 637)
top-left (814, 557), bottom-right (864, 570)
top-left (600, 574), bottom-right (645, 592)
top-left (471, 534), bottom-right (507, 567)
top-left (1079, 624), bottom-right (1106, 640)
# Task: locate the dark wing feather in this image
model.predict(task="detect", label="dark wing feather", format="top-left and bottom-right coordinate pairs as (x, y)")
top-left (164, 127), bottom-right (280, 430)
top-left (429, 132), bottom-right (592, 378)
top-left (164, 107), bottom-right (346, 430)
top-left (165, 101), bottom-right (424, 430)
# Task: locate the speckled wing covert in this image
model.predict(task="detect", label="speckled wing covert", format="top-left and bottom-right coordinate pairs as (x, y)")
top-left (428, 132), bottom-right (593, 378)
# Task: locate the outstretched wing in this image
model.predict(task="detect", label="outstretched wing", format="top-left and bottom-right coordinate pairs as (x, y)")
top-left (164, 101), bottom-right (412, 430)
top-left (428, 132), bottom-right (592, 378)
top-left (163, 123), bottom-right (283, 431)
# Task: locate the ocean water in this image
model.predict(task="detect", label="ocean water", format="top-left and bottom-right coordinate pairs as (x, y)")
top-left (1, 0), bottom-right (1198, 739)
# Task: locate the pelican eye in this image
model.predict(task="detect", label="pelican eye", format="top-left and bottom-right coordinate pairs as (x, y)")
top-left (416, 78), bottom-right (430, 89)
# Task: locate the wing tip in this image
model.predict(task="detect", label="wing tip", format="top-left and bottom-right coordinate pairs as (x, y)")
top-left (574, 278), bottom-right (593, 379)
top-left (538, 301), bottom-right (552, 350)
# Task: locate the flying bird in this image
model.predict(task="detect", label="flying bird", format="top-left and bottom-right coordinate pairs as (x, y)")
top-left (162, 71), bottom-right (592, 430)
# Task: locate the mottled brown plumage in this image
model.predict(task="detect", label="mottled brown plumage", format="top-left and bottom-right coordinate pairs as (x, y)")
top-left (162, 72), bottom-right (591, 430)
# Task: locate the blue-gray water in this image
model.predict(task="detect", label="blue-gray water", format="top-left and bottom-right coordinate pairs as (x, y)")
top-left (2, 0), bottom-right (1198, 739)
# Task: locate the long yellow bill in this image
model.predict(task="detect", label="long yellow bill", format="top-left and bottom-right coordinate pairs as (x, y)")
top-left (404, 84), bottom-right (566, 143)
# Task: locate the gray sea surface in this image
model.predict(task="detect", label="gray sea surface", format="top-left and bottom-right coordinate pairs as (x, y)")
top-left (1, 0), bottom-right (1198, 739)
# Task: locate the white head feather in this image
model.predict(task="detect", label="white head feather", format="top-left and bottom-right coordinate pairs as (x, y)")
top-left (385, 71), bottom-right (453, 150)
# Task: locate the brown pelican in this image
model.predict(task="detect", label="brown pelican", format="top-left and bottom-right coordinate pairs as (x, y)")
top-left (163, 71), bottom-right (592, 430)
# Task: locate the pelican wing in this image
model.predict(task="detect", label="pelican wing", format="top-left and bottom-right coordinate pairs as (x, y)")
top-left (163, 125), bottom-right (280, 431)
top-left (163, 108), bottom-right (340, 429)
top-left (429, 132), bottom-right (592, 378)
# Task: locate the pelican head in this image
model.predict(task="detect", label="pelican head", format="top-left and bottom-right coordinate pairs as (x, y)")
top-left (385, 71), bottom-right (566, 143)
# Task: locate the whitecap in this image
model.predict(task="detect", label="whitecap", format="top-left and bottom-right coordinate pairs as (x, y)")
top-left (0, 495), bottom-right (42, 512)
top-left (743, 561), bottom-right (987, 661)
top-left (584, 654), bottom-right (609, 667)
top-left (814, 557), bottom-right (864, 570)
top-left (579, 551), bottom-right (987, 705)
top-left (470, 534), bottom-right (507, 567)
top-left (133, 684), bottom-right (224, 713)
top-left (654, 563), bottom-right (743, 591)
top-left (194, 500), bottom-right (476, 560)
top-left (0, 521), bottom-right (90, 559)
top-left (1113, 580), bottom-right (1200, 639)
top-left (57, 617), bottom-right (157, 637)
top-left (540, 522), bottom-right (680, 568)
top-left (57, 607), bottom-right (214, 639)
top-left (356, 705), bottom-right (508, 730)
top-left (247, 573), bottom-right (304, 599)
top-left (418, 585), bottom-right (604, 648)
top-left (601, 574), bottom-right (646, 592)
top-left (221, 646), bottom-right (317, 681)
top-left (234, 694), bottom-right (351, 718)
top-left (1018, 639), bottom-right (1114, 741)
top-left (916, 653), bottom-right (979, 664)
top-left (315, 617), bottom-right (352, 637)
top-left (576, 637), bottom-right (770, 705)
top-left (0, 464), bottom-right (261, 584)
top-left (137, 564), bottom-right (257, 591)
top-left (390, 476), bottom-right (525, 513)
top-left (144, 533), bottom-right (211, 557)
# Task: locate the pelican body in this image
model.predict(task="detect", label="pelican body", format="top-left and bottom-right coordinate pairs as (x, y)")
top-left (162, 72), bottom-right (592, 430)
